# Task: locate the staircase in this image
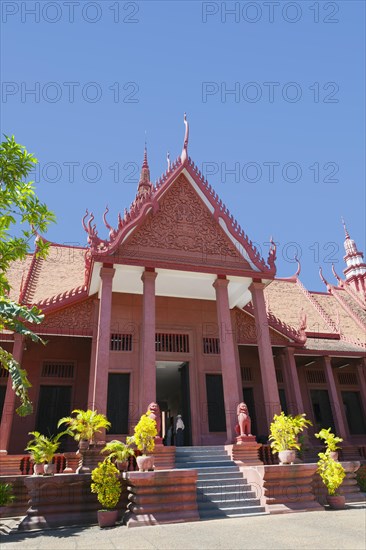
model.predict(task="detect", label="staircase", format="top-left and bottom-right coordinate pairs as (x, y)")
top-left (175, 446), bottom-right (267, 520)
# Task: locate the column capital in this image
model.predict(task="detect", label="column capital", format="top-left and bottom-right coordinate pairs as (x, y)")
top-left (100, 266), bottom-right (115, 279)
top-left (141, 269), bottom-right (157, 283)
top-left (249, 280), bottom-right (266, 292)
top-left (213, 277), bottom-right (229, 290)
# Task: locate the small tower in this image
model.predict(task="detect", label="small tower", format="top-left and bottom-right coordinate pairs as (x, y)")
top-left (137, 146), bottom-right (152, 196)
top-left (342, 218), bottom-right (366, 294)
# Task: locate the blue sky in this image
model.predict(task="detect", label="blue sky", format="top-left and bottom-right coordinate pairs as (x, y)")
top-left (1, 0), bottom-right (365, 291)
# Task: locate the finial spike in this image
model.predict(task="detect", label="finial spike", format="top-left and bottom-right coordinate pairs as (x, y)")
top-left (181, 112), bottom-right (189, 164)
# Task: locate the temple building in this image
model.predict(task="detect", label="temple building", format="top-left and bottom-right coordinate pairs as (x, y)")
top-left (1, 118), bottom-right (365, 454)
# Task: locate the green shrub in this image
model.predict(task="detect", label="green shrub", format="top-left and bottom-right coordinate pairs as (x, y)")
top-left (317, 452), bottom-right (346, 496)
top-left (0, 483), bottom-right (15, 507)
top-left (91, 460), bottom-right (121, 510)
top-left (355, 464), bottom-right (366, 492)
top-left (269, 412), bottom-right (312, 453)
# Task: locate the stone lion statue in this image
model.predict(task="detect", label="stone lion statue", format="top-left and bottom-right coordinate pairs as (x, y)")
top-left (237, 402), bottom-right (251, 436)
top-left (147, 402), bottom-right (161, 435)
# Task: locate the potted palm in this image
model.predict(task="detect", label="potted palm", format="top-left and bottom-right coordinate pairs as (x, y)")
top-left (130, 412), bottom-right (157, 471)
top-left (26, 431), bottom-right (69, 475)
top-left (25, 442), bottom-right (46, 475)
top-left (102, 440), bottom-right (135, 472)
top-left (317, 451), bottom-right (346, 509)
top-left (0, 482), bottom-right (15, 513)
top-left (269, 412), bottom-right (312, 464)
top-left (58, 409), bottom-right (111, 450)
top-left (91, 459), bottom-right (122, 528)
top-left (315, 428), bottom-right (343, 460)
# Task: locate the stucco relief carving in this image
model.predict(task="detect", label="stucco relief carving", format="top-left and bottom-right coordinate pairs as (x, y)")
top-left (40, 298), bottom-right (95, 335)
top-left (120, 175), bottom-right (248, 266)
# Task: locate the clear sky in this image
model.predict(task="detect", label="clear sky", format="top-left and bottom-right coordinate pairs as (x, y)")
top-left (1, 0), bottom-right (365, 291)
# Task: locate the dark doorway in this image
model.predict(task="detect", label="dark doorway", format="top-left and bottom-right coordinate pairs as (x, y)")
top-left (206, 374), bottom-right (226, 432)
top-left (342, 391), bottom-right (366, 434)
top-left (36, 385), bottom-right (72, 438)
top-left (0, 385), bottom-right (6, 423)
top-left (107, 373), bottom-right (130, 434)
top-left (156, 361), bottom-right (191, 446)
top-left (310, 389), bottom-right (335, 431)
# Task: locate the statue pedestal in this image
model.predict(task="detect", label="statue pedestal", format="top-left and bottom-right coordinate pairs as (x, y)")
top-left (231, 438), bottom-right (263, 465)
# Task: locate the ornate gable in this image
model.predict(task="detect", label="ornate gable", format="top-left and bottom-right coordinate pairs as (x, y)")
top-left (117, 174), bottom-right (252, 271)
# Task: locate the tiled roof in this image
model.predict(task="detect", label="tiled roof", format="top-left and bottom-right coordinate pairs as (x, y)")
top-left (6, 255), bottom-right (33, 301)
top-left (304, 338), bottom-right (365, 353)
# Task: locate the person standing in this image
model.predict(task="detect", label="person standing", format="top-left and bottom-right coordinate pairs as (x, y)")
top-left (175, 414), bottom-right (185, 446)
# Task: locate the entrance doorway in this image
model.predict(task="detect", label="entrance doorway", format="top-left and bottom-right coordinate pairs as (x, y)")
top-left (156, 361), bottom-right (191, 446)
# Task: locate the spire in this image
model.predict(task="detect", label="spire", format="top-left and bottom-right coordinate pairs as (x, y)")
top-left (341, 217), bottom-right (350, 239)
top-left (340, 218), bottom-right (366, 295)
top-left (137, 145), bottom-right (152, 196)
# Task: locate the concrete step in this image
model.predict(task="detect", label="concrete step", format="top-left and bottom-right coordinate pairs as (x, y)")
top-left (176, 461), bottom-right (236, 469)
top-left (176, 446), bottom-right (225, 452)
top-left (198, 505), bottom-right (266, 519)
top-left (197, 484), bottom-right (252, 493)
top-left (197, 473), bottom-right (245, 482)
top-left (197, 491), bottom-right (257, 502)
top-left (175, 453), bottom-right (229, 461)
top-left (192, 465), bottom-right (239, 474)
top-left (198, 497), bottom-right (261, 508)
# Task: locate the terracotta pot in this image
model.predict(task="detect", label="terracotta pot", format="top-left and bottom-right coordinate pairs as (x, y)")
top-left (44, 463), bottom-right (55, 475)
top-left (97, 509), bottom-right (118, 528)
top-left (33, 463), bottom-right (44, 475)
top-left (278, 450), bottom-right (296, 465)
top-left (329, 451), bottom-right (338, 461)
top-left (326, 494), bottom-right (345, 509)
top-left (78, 439), bottom-right (90, 451)
top-left (136, 455), bottom-right (154, 472)
top-left (116, 460), bottom-right (128, 472)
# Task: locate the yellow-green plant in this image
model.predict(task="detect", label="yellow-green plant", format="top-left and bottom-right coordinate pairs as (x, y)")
top-left (102, 440), bottom-right (135, 462)
top-left (315, 428), bottom-right (343, 453)
top-left (317, 452), bottom-right (346, 495)
top-left (131, 412), bottom-right (157, 455)
top-left (58, 409), bottom-right (111, 443)
top-left (26, 430), bottom-right (70, 464)
top-left (91, 460), bottom-right (121, 510)
top-left (269, 412), bottom-right (312, 453)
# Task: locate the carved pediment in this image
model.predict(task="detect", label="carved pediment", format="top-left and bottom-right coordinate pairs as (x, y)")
top-left (39, 298), bottom-right (95, 336)
top-left (235, 309), bottom-right (290, 345)
top-left (117, 174), bottom-right (251, 270)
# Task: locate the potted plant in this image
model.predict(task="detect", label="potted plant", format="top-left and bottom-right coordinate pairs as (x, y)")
top-left (25, 441), bottom-right (46, 475)
top-left (315, 428), bottom-right (343, 460)
top-left (58, 409), bottom-right (111, 450)
top-left (317, 451), bottom-right (346, 509)
top-left (269, 411), bottom-right (312, 464)
top-left (0, 482), bottom-right (15, 512)
top-left (91, 459), bottom-right (122, 528)
top-left (130, 412), bottom-right (157, 471)
top-left (26, 430), bottom-right (69, 475)
top-left (102, 440), bottom-right (135, 472)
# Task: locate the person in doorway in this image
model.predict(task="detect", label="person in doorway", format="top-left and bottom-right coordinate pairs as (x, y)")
top-left (166, 417), bottom-right (174, 446)
top-left (175, 414), bottom-right (185, 446)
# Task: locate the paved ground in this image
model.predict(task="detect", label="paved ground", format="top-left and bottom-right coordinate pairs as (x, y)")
top-left (2, 504), bottom-right (366, 550)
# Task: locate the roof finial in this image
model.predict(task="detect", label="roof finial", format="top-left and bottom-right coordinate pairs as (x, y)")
top-left (167, 151), bottom-right (171, 171)
top-left (341, 216), bottom-right (350, 239)
top-left (137, 141), bottom-right (152, 196)
top-left (181, 112), bottom-right (189, 164)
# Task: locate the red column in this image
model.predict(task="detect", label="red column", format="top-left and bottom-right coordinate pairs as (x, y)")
top-left (249, 281), bottom-right (281, 430)
top-left (323, 356), bottom-right (348, 441)
top-left (0, 334), bottom-right (23, 453)
top-left (140, 269), bottom-right (157, 413)
top-left (281, 347), bottom-right (305, 415)
top-left (87, 299), bottom-right (101, 409)
top-left (213, 278), bottom-right (242, 443)
top-left (91, 266), bottom-right (115, 415)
